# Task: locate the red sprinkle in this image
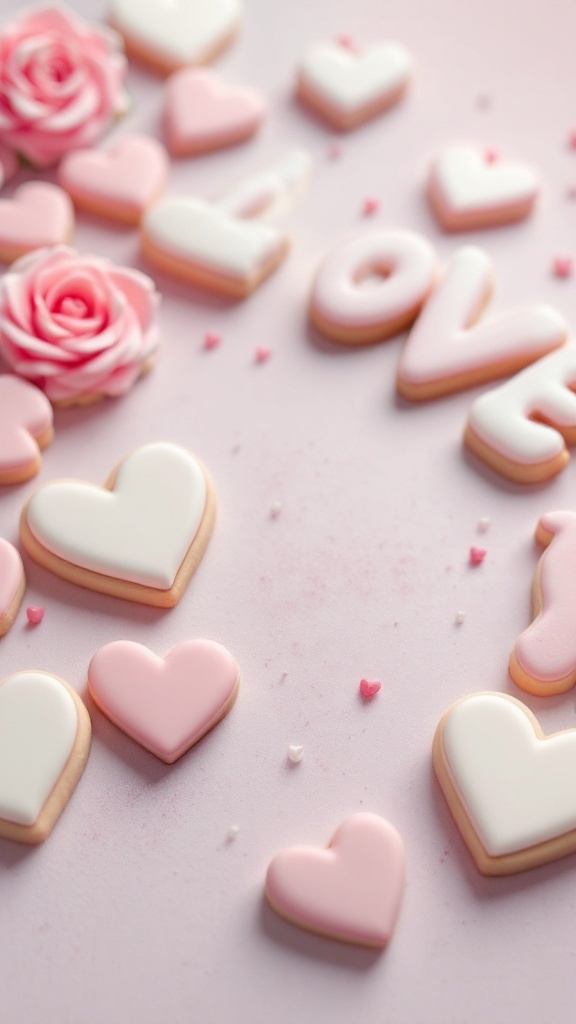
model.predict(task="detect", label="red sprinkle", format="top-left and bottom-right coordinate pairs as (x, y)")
top-left (203, 331), bottom-right (221, 350)
top-left (26, 606), bottom-right (45, 625)
top-left (484, 148), bottom-right (499, 164)
top-left (255, 347), bottom-right (271, 364)
top-left (469, 547), bottom-right (487, 566)
top-left (362, 197), bottom-right (380, 216)
top-left (552, 256), bottom-right (573, 278)
top-left (359, 679), bottom-right (381, 699)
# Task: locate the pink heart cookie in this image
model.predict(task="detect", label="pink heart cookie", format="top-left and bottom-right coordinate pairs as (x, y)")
top-left (0, 375), bottom-right (54, 485)
top-left (0, 182), bottom-right (74, 263)
top-left (265, 812), bottom-right (405, 947)
top-left (58, 136), bottom-right (169, 226)
top-left (0, 539), bottom-right (25, 638)
top-left (88, 639), bottom-right (240, 762)
top-left (164, 68), bottom-right (267, 156)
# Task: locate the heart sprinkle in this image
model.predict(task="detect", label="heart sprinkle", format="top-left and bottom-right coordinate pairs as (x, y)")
top-left (328, 143), bottom-right (342, 160)
top-left (552, 256), bottom-right (573, 279)
top-left (469, 546), bottom-right (487, 566)
top-left (359, 678), bottom-right (381, 699)
top-left (203, 331), bottom-right (221, 350)
top-left (287, 744), bottom-right (304, 764)
top-left (255, 347), bottom-right (271, 364)
top-left (26, 606), bottom-right (45, 625)
top-left (484, 147), bottom-right (499, 163)
top-left (362, 197), bottom-right (380, 216)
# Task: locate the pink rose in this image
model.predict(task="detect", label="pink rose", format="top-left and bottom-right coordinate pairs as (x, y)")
top-left (0, 4), bottom-right (128, 168)
top-left (0, 246), bottom-right (159, 405)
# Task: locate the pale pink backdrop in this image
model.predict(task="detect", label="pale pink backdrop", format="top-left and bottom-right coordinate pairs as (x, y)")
top-left (1, 1), bottom-right (576, 1022)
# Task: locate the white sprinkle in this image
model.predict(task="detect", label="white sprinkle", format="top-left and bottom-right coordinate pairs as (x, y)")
top-left (455, 611), bottom-right (465, 625)
top-left (477, 516), bottom-right (491, 532)
top-left (227, 825), bottom-right (240, 840)
top-left (287, 744), bottom-right (304, 764)
top-left (270, 501), bottom-right (282, 518)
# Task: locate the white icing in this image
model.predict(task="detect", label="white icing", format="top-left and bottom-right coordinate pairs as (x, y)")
top-left (312, 228), bottom-right (436, 328)
top-left (0, 672), bottom-right (78, 826)
top-left (431, 144), bottom-right (539, 212)
top-left (109, 0), bottom-right (241, 66)
top-left (299, 42), bottom-right (412, 112)
top-left (442, 693), bottom-right (576, 856)
top-left (143, 198), bottom-right (284, 280)
top-left (26, 443), bottom-right (207, 589)
top-left (215, 149), bottom-right (312, 223)
top-left (468, 343), bottom-right (576, 464)
top-left (399, 246), bottom-right (567, 384)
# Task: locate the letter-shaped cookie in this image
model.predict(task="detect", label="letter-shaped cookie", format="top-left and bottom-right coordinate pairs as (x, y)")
top-left (310, 228), bottom-right (437, 344)
top-left (464, 343), bottom-right (576, 482)
top-left (510, 512), bottom-right (576, 695)
top-left (397, 247), bottom-right (566, 400)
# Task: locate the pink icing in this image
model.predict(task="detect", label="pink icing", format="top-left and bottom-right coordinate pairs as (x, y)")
top-left (0, 182), bottom-right (73, 254)
top-left (0, 375), bottom-right (53, 474)
top-left (87, 640), bottom-right (239, 763)
top-left (0, 538), bottom-right (24, 620)
top-left (397, 246), bottom-right (567, 391)
top-left (164, 68), bottom-right (267, 154)
top-left (514, 512), bottom-right (576, 687)
top-left (265, 812), bottom-right (405, 947)
top-left (312, 228), bottom-right (437, 329)
top-left (58, 136), bottom-right (169, 216)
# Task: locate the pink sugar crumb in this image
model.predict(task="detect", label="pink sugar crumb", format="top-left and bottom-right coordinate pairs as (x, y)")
top-left (26, 606), bottom-right (45, 625)
top-left (469, 546), bottom-right (486, 566)
top-left (359, 678), bottom-right (381, 699)
top-left (255, 347), bottom-right (271, 364)
top-left (552, 256), bottom-right (573, 278)
top-left (484, 147), bottom-right (499, 163)
top-left (328, 143), bottom-right (342, 160)
top-left (362, 197), bottom-right (380, 216)
top-left (203, 331), bottom-right (221, 350)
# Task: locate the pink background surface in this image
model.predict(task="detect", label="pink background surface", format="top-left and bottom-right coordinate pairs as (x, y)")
top-left (1, 1), bottom-right (576, 1021)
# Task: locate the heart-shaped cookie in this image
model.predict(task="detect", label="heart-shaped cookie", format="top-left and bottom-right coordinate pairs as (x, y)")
top-left (58, 135), bottom-right (169, 225)
top-left (265, 812), bottom-right (405, 947)
top-left (297, 41), bottom-right (412, 131)
top-left (0, 375), bottom-right (54, 485)
top-left (0, 538), bottom-right (25, 638)
top-left (141, 197), bottom-right (288, 298)
top-left (164, 68), bottom-right (266, 156)
top-left (88, 639), bottom-right (239, 762)
top-left (0, 670), bottom-right (91, 844)
top-left (109, 0), bottom-right (242, 75)
top-left (427, 144), bottom-right (539, 231)
top-left (20, 442), bottom-right (216, 607)
top-left (433, 692), bottom-right (576, 874)
top-left (0, 182), bottom-right (74, 263)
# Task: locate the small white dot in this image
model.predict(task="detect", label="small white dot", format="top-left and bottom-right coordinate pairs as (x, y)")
top-left (455, 611), bottom-right (465, 625)
top-left (287, 744), bottom-right (304, 764)
top-left (477, 516), bottom-right (491, 532)
top-left (270, 501), bottom-right (282, 518)
top-left (227, 825), bottom-right (240, 840)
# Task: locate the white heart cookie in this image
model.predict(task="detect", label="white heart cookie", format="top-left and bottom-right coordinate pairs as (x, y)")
top-left (433, 692), bottom-right (576, 874)
top-left (109, 0), bottom-right (242, 74)
top-left (21, 442), bottom-right (215, 607)
top-left (428, 144), bottom-right (539, 230)
top-left (297, 42), bottom-right (412, 130)
top-left (0, 671), bottom-right (91, 844)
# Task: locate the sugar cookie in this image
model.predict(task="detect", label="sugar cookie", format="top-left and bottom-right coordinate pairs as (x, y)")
top-left (20, 442), bottom-right (216, 608)
top-left (0, 376), bottom-right (54, 485)
top-left (510, 512), bottom-right (576, 695)
top-left (88, 639), bottom-right (239, 762)
top-left (310, 228), bottom-right (437, 344)
top-left (0, 671), bottom-right (91, 844)
top-left (0, 182), bottom-right (74, 263)
top-left (433, 691), bottom-right (576, 875)
top-left (397, 247), bottom-right (567, 400)
top-left (0, 539), bottom-right (25, 638)
top-left (108, 0), bottom-right (242, 76)
top-left (58, 135), bottom-right (169, 225)
top-left (297, 41), bottom-right (412, 131)
top-left (427, 144), bottom-right (539, 231)
top-left (164, 68), bottom-right (266, 156)
top-left (265, 812), bottom-right (405, 947)
top-left (464, 343), bottom-right (576, 483)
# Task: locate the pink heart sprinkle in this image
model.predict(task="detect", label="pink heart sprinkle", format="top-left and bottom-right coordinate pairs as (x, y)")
top-left (203, 331), bottom-right (221, 350)
top-left (484, 148), bottom-right (499, 164)
top-left (362, 197), bottom-right (380, 216)
top-left (568, 131), bottom-right (576, 150)
top-left (552, 256), bottom-right (573, 278)
top-left (469, 547), bottom-right (486, 566)
top-left (255, 347), bottom-right (271, 364)
top-left (26, 606), bottom-right (45, 625)
top-left (359, 679), bottom-right (381, 699)
top-left (328, 143), bottom-right (342, 160)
